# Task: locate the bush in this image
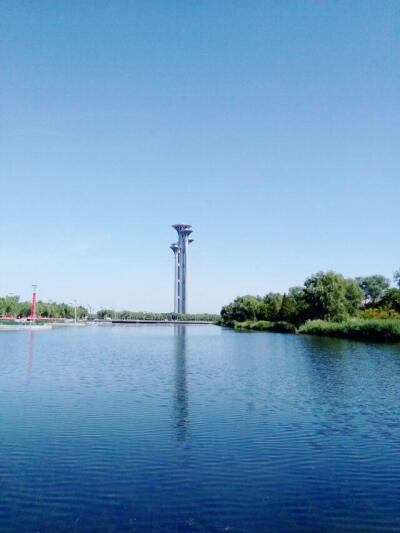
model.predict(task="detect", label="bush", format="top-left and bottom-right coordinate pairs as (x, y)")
top-left (359, 309), bottom-right (400, 320)
top-left (233, 320), bottom-right (273, 330)
top-left (299, 319), bottom-right (400, 343)
top-left (250, 320), bottom-right (274, 331)
top-left (233, 320), bottom-right (297, 333)
top-left (229, 317), bottom-right (400, 343)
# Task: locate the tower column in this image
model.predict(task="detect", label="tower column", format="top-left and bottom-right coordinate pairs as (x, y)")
top-left (182, 235), bottom-right (189, 314)
top-left (170, 244), bottom-right (180, 313)
top-left (175, 248), bottom-right (179, 313)
top-left (177, 248), bottom-right (181, 313)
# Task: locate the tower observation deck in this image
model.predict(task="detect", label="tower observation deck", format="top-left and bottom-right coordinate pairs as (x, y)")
top-left (170, 224), bottom-right (193, 314)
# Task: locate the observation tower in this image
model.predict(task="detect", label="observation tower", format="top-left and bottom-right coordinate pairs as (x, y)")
top-left (170, 224), bottom-right (193, 314)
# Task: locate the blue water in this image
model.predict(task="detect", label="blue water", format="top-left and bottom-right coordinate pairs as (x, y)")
top-left (0, 324), bottom-right (400, 532)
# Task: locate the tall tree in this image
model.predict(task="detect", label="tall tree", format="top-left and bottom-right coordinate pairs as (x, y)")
top-left (380, 288), bottom-right (400, 313)
top-left (356, 275), bottom-right (390, 304)
top-left (278, 293), bottom-right (296, 322)
top-left (304, 271), bottom-right (363, 322)
top-left (220, 295), bottom-right (263, 323)
top-left (288, 286), bottom-right (309, 324)
top-left (263, 293), bottom-right (283, 321)
top-left (394, 269), bottom-right (400, 288)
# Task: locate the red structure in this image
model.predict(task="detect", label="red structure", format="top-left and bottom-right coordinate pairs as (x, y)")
top-left (30, 285), bottom-right (37, 322)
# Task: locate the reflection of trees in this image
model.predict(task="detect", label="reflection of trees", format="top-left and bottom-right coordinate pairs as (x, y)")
top-left (174, 325), bottom-right (189, 442)
top-left (27, 330), bottom-right (35, 383)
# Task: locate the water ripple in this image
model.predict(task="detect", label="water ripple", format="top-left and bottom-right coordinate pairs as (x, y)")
top-left (0, 326), bottom-right (399, 531)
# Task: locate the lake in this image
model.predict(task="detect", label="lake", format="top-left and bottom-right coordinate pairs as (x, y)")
top-left (0, 324), bottom-right (399, 532)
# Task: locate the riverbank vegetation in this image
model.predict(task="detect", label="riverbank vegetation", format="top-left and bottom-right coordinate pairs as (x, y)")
top-left (0, 296), bottom-right (217, 322)
top-left (0, 296), bottom-right (87, 320)
top-left (220, 270), bottom-right (400, 342)
top-left (97, 310), bottom-right (218, 321)
top-left (298, 318), bottom-right (400, 342)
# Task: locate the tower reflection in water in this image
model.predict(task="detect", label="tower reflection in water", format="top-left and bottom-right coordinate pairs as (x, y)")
top-left (26, 330), bottom-right (35, 383)
top-left (174, 325), bottom-right (189, 441)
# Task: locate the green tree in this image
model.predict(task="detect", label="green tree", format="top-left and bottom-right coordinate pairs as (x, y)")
top-left (97, 309), bottom-right (115, 319)
top-left (220, 295), bottom-right (262, 323)
top-left (344, 278), bottom-right (364, 315)
top-left (0, 296), bottom-right (20, 316)
top-left (356, 275), bottom-right (390, 304)
top-left (263, 293), bottom-right (283, 321)
top-left (278, 293), bottom-right (296, 322)
top-left (380, 288), bottom-right (400, 313)
top-left (394, 269), bottom-right (400, 288)
top-left (76, 306), bottom-right (88, 319)
top-left (17, 302), bottom-right (31, 317)
top-left (35, 301), bottom-right (49, 317)
top-left (288, 286), bottom-right (309, 324)
top-left (304, 271), bottom-right (362, 322)
top-left (254, 301), bottom-right (269, 321)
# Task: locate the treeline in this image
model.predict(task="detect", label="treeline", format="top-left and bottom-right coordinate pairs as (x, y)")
top-left (0, 296), bottom-right (87, 319)
top-left (97, 310), bottom-right (219, 321)
top-left (0, 295), bottom-right (218, 322)
top-left (220, 270), bottom-right (400, 327)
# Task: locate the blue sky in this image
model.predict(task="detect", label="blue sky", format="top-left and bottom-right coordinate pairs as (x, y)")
top-left (1, 1), bottom-right (399, 313)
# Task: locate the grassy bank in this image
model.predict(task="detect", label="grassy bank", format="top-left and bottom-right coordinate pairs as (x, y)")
top-left (299, 318), bottom-right (400, 343)
top-left (232, 320), bottom-right (297, 333)
top-left (227, 318), bottom-right (400, 343)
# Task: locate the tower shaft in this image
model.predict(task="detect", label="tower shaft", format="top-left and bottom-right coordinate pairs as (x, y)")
top-left (174, 248), bottom-right (179, 313)
top-left (170, 244), bottom-right (180, 313)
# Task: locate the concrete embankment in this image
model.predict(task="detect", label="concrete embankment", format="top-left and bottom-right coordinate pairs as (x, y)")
top-left (0, 324), bottom-right (53, 331)
top-left (0, 322), bottom-right (88, 331)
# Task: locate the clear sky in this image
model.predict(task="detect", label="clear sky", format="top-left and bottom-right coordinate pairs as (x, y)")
top-left (1, 1), bottom-right (399, 313)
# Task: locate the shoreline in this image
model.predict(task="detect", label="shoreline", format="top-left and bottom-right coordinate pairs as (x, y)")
top-left (224, 318), bottom-right (400, 344)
